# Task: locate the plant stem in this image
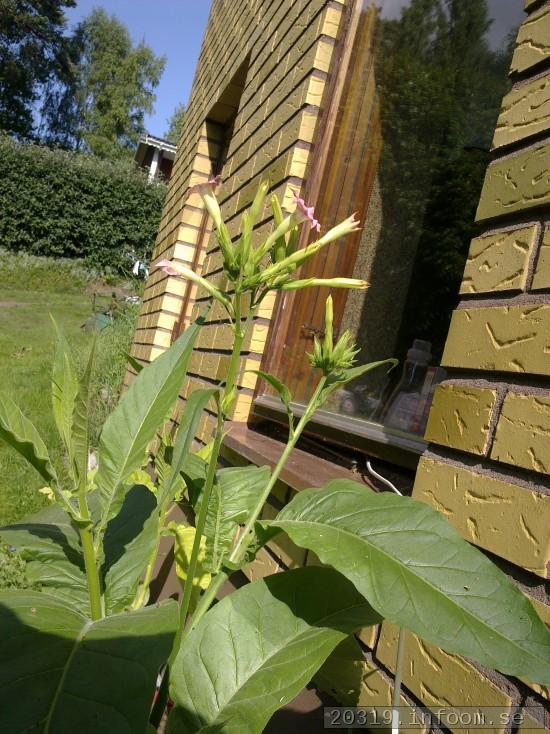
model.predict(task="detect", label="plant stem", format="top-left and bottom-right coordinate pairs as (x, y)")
top-left (78, 495), bottom-right (103, 621)
top-left (171, 292), bottom-right (246, 661)
top-left (182, 376), bottom-right (328, 639)
top-left (229, 375), bottom-right (326, 564)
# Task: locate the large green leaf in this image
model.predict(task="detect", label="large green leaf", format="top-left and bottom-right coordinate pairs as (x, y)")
top-left (51, 319), bottom-right (79, 474)
top-left (168, 566), bottom-right (381, 734)
top-left (185, 462), bottom-right (271, 572)
top-left (0, 591), bottom-right (177, 733)
top-left (0, 393), bottom-right (58, 486)
top-left (72, 337), bottom-right (96, 491)
top-left (201, 464), bottom-right (270, 572)
top-left (0, 505), bottom-right (89, 615)
top-left (95, 312), bottom-right (207, 536)
top-left (158, 388), bottom-right (219, 508)
top-left (102, 484), bottom-right (159, 614)
top-left (269, 480), bottom-right (550, 684)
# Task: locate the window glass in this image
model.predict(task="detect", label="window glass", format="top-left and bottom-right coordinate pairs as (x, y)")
top-left (261, 0), bottom-right (523, 442)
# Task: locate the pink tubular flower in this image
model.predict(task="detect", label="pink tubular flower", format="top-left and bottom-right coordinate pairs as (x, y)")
top-left (155, 259), bottom-right (181, 277)
top-left (186, 175), bottom-right (221, 197)
top-left (292, 191), bottom-right (321, 233)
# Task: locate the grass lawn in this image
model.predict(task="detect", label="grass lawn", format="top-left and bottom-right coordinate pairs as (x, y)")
top-left (0, 253), bottom-right (140, 588)
top-left (0, 288), bottom-right (97, 525)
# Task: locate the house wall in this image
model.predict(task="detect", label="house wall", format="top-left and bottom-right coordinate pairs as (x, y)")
top-left (374, 0), bottom-right (550, 724)
top-left (129, 0), bottom-right (346, 441)
top-left (130, 0), bottom-right (550, 728)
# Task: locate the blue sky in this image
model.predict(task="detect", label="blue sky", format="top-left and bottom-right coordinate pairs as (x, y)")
top-left (65, 1), bottom-right (212, 138)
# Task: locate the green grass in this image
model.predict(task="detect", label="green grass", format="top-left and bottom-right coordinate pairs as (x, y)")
top-left (0, 261), bottom-right (139, 527)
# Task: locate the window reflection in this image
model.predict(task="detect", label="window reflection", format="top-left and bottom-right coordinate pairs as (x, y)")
top-left (328, 0), bottom-right (521, 436)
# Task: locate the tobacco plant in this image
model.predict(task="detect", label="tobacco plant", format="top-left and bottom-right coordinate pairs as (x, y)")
top-left (0, 179), bottom-right (549, 734)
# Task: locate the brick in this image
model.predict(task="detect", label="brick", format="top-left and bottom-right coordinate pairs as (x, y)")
top-left (424, 384), bottom-right (497, 456)
top-left (376, 622), bottom-right (512, 725)
top-left (460, 227), bottom-right (537, 294)
top-left (357, 625), bottom-right (378, 650)
top-left (476, 143), bottom-right (550, 222)
top-left (442, 304), bottom-right (550, 376)
top-left (493, 74), bottom-right (550, 149)
top-left (532, 225), bottom-right (550, 290)
top-left (413, 457), bottom-right (550, 578)
top-left (519, 711), bottom-right (549, 734)
top-left (358, 659), bottom-right (425, 732)
top-left (511, 6), bottom-right (550, 75)
top-left (316, 643), bottom-right (425, 730)
top-left (491, 392), bottom-right (550, 475)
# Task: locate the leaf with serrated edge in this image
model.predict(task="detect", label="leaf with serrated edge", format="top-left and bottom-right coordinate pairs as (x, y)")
top-left (269, 480), bottom-right (550, 684)
top-left (167, 566), bottom-right (381, 734)
top-left (95, 311), bottom-right (207, 538)
top-left (0, 592), bottom-right (177, 734)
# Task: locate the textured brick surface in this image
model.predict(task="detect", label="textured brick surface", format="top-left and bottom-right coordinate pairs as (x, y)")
top-left (532, 225), bottom-right (550, 289)
top-left (414, 457), bottom-right (550, 577)
top-left (377, 622), bottom-right (512, 724)
top-left (442, 304), bottom-right (550, 375)
top-left (511, 5), bottom-right (550, 75)
top-left (493, 74), bottom-right (550, 149)
top-left (491, 392), bottom-right (550, 475)
top-left (357, 658), bottom-right (424, 730)
top-left (519, 711), bottom-right (550, 734)
top-left (476, 143), bottom-right (550, 222)
top-left (460, 227), bottom-right (537, 294)
top-left (424, 384), bottom-right (497, 455)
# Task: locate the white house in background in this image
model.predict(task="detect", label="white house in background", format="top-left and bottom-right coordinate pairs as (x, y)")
top-left (134, 134), bottom-right (177, 182)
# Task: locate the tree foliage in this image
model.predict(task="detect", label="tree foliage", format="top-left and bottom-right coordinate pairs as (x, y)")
top-left (0, 0), bottom-right (75, 139)
top-left (0, 134), bottom-right (166, 272)
top-left (43, 8), bottom-right (165, 158)
top-left (165, 102), bottom-right (186, 145)
top-left (355, 0), bottom-right (516, 374)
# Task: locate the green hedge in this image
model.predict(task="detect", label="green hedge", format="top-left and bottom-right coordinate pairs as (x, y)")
top-left (0, 135), bottom-right (166, 273)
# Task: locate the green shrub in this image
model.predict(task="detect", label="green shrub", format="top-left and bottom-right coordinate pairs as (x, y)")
top-left (0, 134), bottom-right (166, 273)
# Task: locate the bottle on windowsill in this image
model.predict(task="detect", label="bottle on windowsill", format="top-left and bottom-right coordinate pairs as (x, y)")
top-left (380, 339), bottom-right (433, 435)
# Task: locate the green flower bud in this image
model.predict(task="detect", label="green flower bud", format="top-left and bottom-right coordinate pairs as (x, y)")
top-left (306, 296), bottom-right (359, 375)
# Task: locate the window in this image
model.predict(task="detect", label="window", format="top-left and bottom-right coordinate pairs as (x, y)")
top-left (255, 0), bottom-right (523, 464)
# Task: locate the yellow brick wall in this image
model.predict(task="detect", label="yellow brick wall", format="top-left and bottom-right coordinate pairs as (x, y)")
top-left (128, 0), bottom-right (346, 446)
top-left (397, 0), bottom-right (550, 728)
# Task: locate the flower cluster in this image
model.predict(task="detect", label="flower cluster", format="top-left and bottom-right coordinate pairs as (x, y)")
top-left (156, 177), bottom-right (367, 317)
top-left (307, 295), bottom-right (359, 375)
